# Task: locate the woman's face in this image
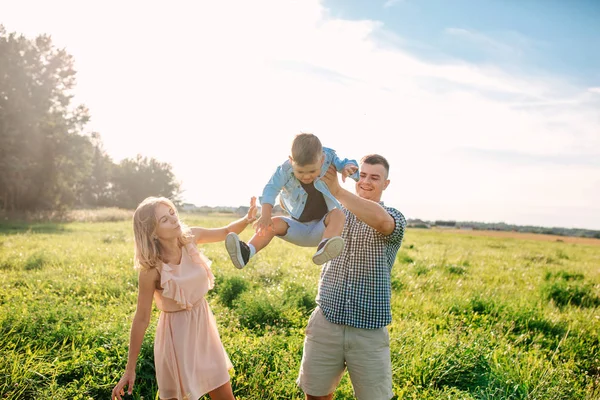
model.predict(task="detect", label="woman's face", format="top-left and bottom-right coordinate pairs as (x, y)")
top-left (154, 203), bottom-right (182, 240)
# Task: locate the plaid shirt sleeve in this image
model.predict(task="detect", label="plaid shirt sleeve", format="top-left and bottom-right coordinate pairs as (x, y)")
top-left (317, 204), bottom-right (406, 329)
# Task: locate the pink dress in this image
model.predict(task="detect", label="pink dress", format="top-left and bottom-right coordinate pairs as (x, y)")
top-left (154, 243), bottom-right (232, 400)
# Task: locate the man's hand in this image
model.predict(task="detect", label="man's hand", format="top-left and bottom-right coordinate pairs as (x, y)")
top-left (321, 165), bottom-right (342, 197)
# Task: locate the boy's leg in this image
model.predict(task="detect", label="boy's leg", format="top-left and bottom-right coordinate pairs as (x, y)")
top-left (322, 208), bottom-right (345, 239)
top-left (278, 218), bottom-right (323, 247)
top-left (249, 216), bottom-right (289, 253)
top-left (313, 210), bottom-right (345, 265)
top-left (225, 218), bottom-right (289, 269)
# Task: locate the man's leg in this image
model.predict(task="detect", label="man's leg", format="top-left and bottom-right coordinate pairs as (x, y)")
top-left (345, 326), bottom-right (393, 400)
top-left (297, 308), bottom-right (345, 398)
top-left (306, 394), bottom-right (333, 400)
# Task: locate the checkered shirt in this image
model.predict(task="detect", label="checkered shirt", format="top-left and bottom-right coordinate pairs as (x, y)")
top-left (316, 203), bottom-right (406, 329)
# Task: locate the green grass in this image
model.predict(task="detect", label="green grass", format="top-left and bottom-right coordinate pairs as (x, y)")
top-left (1, 215), bottom-right (599, 399)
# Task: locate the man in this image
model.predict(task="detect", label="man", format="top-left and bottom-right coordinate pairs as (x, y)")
top-left (296, 154), bottom-right (406, 400)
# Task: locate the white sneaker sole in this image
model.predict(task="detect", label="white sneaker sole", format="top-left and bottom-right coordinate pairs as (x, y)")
top-left (312, 236), bottom-right (345, 265)
top-left (225, 232), bottom-right (246, 269)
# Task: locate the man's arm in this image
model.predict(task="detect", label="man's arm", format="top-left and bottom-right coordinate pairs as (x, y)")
top-left (321, 166), bottom-right (395, 235)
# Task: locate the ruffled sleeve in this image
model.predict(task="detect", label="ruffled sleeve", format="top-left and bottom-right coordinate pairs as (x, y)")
top-left (159, 263), bottom-right (194, 309)
top-left (157, 243), bottom-right (215, 310)
top-left (186, 243), bottom-right (215, 290)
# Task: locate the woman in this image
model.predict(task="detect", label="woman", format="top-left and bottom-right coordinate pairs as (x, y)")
top-left (112, 196), bottom-right (257, 400)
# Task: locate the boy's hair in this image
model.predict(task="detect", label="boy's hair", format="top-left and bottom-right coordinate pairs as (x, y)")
top-left (132, 196), bottom-right (192, 270)
top-left (361, 154), bottom-right (390, 178)
top-left (291, 133), bottom-right (323, 166)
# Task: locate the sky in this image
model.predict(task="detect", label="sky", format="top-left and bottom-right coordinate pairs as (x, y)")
top-left (1, 0), bottom-right (599, 229)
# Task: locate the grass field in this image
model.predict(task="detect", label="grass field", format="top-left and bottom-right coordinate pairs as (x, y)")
top-left (1, 214), bottom-right (599, 399)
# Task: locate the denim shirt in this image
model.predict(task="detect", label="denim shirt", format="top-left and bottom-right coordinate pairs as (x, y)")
top-left (259, 147), bottom-right (359, 220)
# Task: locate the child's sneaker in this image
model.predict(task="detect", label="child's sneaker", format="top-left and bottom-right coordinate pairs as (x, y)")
top-left (225, 232), bottom-right (250, 269)
top-left (312, 236), bottom-right (344, 265)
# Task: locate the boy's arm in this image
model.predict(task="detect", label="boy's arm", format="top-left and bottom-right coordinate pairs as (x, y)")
top-left (328, 149), bottom-right (359, 182)
top-left (258, 163), bottom-right (289, 207)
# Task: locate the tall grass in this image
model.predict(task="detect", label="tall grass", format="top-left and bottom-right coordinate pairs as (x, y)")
top-left (1, 216), bottom-right (599, 399)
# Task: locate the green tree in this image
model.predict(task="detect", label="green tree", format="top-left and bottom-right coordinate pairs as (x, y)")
top-left (79, 132), bottom-right (115, 207)
top-left (0, 25), bottom-right (93, 210)
top-left (112, 155), bottom-right (181, 209)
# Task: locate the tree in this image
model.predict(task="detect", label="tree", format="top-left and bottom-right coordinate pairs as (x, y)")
top-left (111, 155), bottom-right (181, 209)
top-left (79, 132), bottom-right (115, 207)
top-left (0, 25), bottom-right (92, 210)
top-left (0, 26), bottom-right (183, 211)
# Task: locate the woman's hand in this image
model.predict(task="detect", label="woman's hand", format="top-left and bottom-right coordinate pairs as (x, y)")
top-left (245, 196), bottom-right (258, 224)
top-left (111, 370), bottom-right (136, 400)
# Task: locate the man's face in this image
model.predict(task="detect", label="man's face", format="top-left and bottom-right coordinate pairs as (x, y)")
top-left (290, 156), bottom-right (323, 184)
top-left (356, 162), bottom-right (389, 202)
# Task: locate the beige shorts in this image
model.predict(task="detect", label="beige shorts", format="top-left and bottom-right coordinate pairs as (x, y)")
top-left (296, 307), bottom-right (393, 400)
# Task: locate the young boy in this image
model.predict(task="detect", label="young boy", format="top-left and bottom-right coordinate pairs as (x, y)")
top-left (225, 133), bottom-right (359, 268)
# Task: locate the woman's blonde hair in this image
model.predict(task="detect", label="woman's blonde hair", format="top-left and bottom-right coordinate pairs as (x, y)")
top-left (132, 196), bottom-right (193, 270)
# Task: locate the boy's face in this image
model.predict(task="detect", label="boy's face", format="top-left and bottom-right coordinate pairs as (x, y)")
top-left (290, 156), bottom-right (324, 184)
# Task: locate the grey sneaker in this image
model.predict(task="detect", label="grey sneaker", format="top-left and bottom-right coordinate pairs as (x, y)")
top-left (225, 232), bottom-right (250, 269)
top-left (312, 236), bottom-right (344, 265)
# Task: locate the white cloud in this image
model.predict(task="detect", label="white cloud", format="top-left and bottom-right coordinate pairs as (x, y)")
top-left (589, 87), bottom-right (600, 94)
top-left (383, 0), bottom-right (404, 8)
top-left (445, 27), bottom-right (519, 55)
top-left (1, 0), bottom-right (599, 228)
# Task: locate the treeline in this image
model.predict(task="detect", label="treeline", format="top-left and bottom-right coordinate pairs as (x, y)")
top-left (407, 219), bottom-right (600, 239)
top-left (0, 26), bottom-right (180, 211)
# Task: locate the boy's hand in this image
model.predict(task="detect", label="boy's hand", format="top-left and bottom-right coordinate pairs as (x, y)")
top-left (341, 164), bottom-right (358, 182)
top-left (254, 215), bottom-right (274, 236)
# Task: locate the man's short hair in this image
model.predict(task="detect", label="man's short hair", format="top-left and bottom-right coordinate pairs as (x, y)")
top-left (291, 133), bottom-right (322, 166)
top-left (360, 154), bottom-right (390, 178)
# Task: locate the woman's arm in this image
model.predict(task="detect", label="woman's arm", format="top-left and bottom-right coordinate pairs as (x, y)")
top-left (192, 197), bottom-right (257, 244)
top-left (111, 268), bottom-right (157, 400)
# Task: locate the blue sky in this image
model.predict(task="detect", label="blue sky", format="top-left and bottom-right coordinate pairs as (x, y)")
top-left (1, 0), bottom-right (599, 229)
top-left (325, 0), bottom-right (600, 84)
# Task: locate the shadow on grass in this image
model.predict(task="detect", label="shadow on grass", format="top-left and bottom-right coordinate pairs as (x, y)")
top-left (0, 222), bottom-right (72, 235)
